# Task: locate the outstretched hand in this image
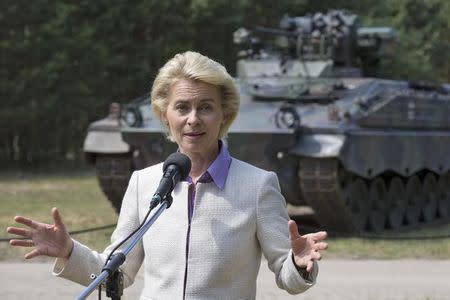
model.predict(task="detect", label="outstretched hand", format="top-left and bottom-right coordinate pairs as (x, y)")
top-left (288, 220), bottom-right (328, 272)
top-left (6, 207), bottom-right (73, 260)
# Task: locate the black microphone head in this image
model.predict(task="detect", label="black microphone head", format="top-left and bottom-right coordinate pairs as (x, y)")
top-left (163, 152), bottom-right (191, 180)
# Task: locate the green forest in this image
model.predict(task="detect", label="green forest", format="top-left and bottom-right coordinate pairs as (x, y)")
top-left (1, 0), bottom-right (449, 169)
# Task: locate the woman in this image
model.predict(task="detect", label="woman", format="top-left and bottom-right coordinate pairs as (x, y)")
top-left (7, 51), bottom-right (328, 299)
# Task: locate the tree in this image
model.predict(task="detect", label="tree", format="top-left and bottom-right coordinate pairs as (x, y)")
top-left (1, 0), bottom-right (448, 169)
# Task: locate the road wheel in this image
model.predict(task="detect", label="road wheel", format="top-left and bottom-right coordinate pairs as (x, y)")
top-left (422, 173), bottom-right (438, 222)
top-left (387, 177), bottom-right (406, 229)
top-left (437, 173), bottom-right (450, 218)
top-left (95, 154), bottom-right (133, 213)
top-left (344, 179), bottom-right (369, 232)
top-left (368, 178), bottom-right (387, 232)
top-left (405, 176), bottom-right (422, 226)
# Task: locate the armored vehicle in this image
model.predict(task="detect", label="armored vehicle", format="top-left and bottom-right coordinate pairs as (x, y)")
top-left (84, 10), bottom-right (450, 232)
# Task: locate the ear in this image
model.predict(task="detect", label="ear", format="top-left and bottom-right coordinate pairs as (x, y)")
top-left (161, 114), bottom-right (169, 127)
top-left (221, 114), bottom-right (228, 126)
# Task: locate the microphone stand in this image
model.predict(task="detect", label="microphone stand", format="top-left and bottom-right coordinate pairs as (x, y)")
top-left (76, 195), bottom-right (173, 300)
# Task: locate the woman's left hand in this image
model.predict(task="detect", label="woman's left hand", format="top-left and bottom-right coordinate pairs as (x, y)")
top-left (288, 220), bottom-right (328, 272)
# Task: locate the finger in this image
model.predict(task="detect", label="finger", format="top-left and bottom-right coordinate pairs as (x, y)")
top-left (6, 227), bottom-right (32, 238)
top-left (306, 260), bottom-right (313, 272)
top-left (288, 220), bottom-right (301, 240)
top-left (14, 216), bottom-right (39, 229)
top-left (303, 231), bottom-right (328, 242)
top-left (24, 248), bottom-right (41, 259)
top-left (314, 242), bottom-right (328, 251)
top-left (294, 253), bottom-right (311, 267)
top-left (10, 239), bottom-right (35, 247)
top-left (311, 251), bottom-right (322, 261)
top-left (52, 207), bottom-right (65, 229)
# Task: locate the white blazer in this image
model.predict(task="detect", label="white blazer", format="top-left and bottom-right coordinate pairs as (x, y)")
top-left (53, 158), bottom-right (317, 299)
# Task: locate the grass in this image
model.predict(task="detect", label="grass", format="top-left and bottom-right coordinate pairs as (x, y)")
top-left (325, 235), bottom-right (450, 259)
top-left (289, 207), bottom-right (450, 260)
top-left (0, 171), bottom-right (117, 262)
top-left (1, 171), bottom-right (449, 261)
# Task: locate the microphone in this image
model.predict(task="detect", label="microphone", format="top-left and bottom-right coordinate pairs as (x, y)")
top-left (150, 153), bottom-right (191, 209)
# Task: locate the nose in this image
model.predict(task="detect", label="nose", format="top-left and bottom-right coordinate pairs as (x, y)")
top-left (187, 109), bottom-right (200, 126)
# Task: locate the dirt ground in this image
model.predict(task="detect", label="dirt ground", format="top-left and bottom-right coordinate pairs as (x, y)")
top-left (1, 258), bottom-right (449, 300)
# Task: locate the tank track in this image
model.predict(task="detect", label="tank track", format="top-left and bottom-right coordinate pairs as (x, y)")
top-left (95, 154), bottom-right (133, 213)
top-left (298, 157), bottom-right (450, 233)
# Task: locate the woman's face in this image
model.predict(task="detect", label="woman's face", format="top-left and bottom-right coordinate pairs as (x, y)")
top-left (164, 78), bottom-right (225, 159)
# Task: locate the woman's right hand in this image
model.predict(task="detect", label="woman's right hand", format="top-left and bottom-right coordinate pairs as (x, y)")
top-left (6, 207), bottom-right (73, 260)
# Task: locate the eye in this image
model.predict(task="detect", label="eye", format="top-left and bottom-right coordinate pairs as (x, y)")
top-left (199, 104), bottom-right (213, 112)
top-left (175, 103), bottom-right (189, 113)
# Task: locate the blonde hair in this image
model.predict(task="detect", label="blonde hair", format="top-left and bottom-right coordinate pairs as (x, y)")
top-left (151, 51), bottom-right (240, 140)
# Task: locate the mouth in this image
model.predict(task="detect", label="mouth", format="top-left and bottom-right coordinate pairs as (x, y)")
top-left (184, 132), bottom-right (205, 138)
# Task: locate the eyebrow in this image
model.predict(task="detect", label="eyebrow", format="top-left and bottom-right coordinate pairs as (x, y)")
top-left (173, 98), bottom-right (216, 104)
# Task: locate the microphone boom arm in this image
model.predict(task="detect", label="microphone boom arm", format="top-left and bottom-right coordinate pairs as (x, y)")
top-left (76, 196), bottom-right (173, 300)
